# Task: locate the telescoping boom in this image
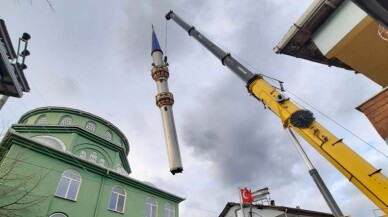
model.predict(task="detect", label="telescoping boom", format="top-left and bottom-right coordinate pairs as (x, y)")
top-left (165, 11), bottom-right (388, 213)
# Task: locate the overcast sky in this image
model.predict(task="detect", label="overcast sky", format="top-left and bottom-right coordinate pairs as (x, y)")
top-left (1, 0), bottom-right (387, 216)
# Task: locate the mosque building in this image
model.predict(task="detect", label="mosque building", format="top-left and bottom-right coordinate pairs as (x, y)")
top-left (0, 106), bottom-right (184, 217)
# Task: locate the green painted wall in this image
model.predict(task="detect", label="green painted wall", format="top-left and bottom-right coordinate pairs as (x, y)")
top-left (19, 107), bottom-right (130, 155)
top-left (0, 107), bottom-right (183, 217)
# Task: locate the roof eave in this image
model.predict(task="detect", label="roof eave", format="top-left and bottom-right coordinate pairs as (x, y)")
top-left (274, 0), bottom-right (336, 54)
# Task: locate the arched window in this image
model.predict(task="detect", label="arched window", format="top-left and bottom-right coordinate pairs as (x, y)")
top-left (103, 131), bottom-right (113, 141)
top-left (55, 170), bottom-right (81, 201)
top-left (49, 213), bottom-right (67, 217)
top-left (89, 152), bottom-right (97, 163)
top-left (108, 186), bottom-right (126, 213)
top-left (98, 158), bottom-right (105, 167)
top-left (146, 197), bottom-right (158, 217)
top-left (85, 121), bottom-right (96, 133)
top-left (31, 136), bottom-right (66, 151)
top-left (35, 114), bottom-right (47, 124)
top-left (59, 116), bottom-right (73, 126)
top-left (164, 203), bottom-right (175, 217)
top-left (79, 150), bottom-right (87, 159)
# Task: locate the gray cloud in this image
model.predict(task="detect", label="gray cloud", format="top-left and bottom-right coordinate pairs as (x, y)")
top-left (181, 76), bottom-right (303, 188)
top-left (1, 1), bottom-right (386, 217)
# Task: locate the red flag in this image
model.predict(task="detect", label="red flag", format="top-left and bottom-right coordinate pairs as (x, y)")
top-left (240, 188), bottom-right (253, 204)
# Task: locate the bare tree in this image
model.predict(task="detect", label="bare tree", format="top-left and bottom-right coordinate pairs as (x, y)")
top-left (0, 125), bottom-right (49, 217)
top-left (13, 0), bottom-right (55, 11)
top-left (46, 0), bottom-right (55, 11)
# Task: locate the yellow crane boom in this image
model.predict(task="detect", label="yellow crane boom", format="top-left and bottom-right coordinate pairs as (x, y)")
top-left (248, 75), bottom-right (388, 211)
top-left (166, 10), bottom-right (388, 213)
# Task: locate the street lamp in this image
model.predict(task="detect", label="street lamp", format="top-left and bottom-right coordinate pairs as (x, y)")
top-left (0, 19), bottom-right (31, 109)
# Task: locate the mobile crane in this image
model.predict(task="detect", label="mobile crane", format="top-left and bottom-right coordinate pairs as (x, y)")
top-left (165, 11), bottom-right (388, 215)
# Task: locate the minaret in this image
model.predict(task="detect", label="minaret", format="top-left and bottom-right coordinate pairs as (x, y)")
top-left (151, 26), bottom-right (183, 175)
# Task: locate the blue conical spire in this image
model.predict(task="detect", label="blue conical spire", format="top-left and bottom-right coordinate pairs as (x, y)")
top-left (151, 25), bottom-right (163, 55)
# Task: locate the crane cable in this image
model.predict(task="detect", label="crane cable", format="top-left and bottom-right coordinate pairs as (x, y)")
top-left (284, 89), bottom-right (388, 159)
top-left (197, 29), bottom-right (388, 159)
top-left (164, 19), bottom-right (168, 59)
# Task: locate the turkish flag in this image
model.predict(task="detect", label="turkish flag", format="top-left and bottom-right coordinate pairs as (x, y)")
top-left (240, 188), bottom-right (253, 204)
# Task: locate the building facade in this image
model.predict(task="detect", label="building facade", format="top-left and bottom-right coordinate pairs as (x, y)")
top-left (219, 202), bottom-right (334, 217)
top-left (274, 0), bottom-right (388, 145)
top-left (275, 0), bottom-right (388, 87)
top-left (0, 106), bottom-right (184, 217)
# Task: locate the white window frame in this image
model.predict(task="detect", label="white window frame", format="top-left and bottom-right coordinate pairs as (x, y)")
top-left (85, 121), bottom-right (96, 133)
top-left (89, 152), bottom-right (97, 163)
top-left (79, 150), bottom-right (87, 159)
top-left (108, 185), bottom-right (126, 213)
top-left (59, 116), bottom-right (73, 126)
top-left (31, 135), bottom-right (66, 151)
top-left (55, 169), bottom-right (81, 201)
top-left (36, 114), bottom-right (48, 124)
top-left (98, 158), bottom-right (105, 167)
top-left (49, 213), bottom-right (67, 217)
top-left (103, 131), bottom-right (113, 141)
top-left (164, 203), bottom-right (175, 217)
top-left (146, 197), bottom-right (158, 217)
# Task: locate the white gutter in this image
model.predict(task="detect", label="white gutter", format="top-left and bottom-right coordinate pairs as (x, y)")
top-left (274, 0), bottom-right (336, 53)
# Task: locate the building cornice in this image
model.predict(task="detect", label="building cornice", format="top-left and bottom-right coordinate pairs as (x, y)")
top-left (1, 130), bottom-right (185, 203)
top-left (219, 202), bottom-right (334, 217)
top-left (18, 106), bottom-right (130, 155)
top-left (11, 124), bottom-right (131, 174)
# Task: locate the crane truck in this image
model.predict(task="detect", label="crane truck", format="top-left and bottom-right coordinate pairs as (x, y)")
top-left (165, 11), bottom-right (388, 215)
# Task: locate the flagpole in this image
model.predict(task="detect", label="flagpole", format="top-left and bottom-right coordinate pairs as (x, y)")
top-left (249, 202), bottom-right (253, 217)
top-left (238, 188), bottom-right (246, 217)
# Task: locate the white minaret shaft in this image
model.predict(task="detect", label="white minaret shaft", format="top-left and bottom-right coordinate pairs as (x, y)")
top-left (151, 26), bottom-right (183, 175)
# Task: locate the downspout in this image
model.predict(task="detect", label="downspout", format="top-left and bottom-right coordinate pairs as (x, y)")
top-left (93, 169), bottom-right (109, 217)
top-left (45, 194), bottom-right (55, 216)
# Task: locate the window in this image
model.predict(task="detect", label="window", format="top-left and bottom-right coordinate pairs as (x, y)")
top-left (89, 152), bottom-right (97, 163)
top-left (59, 116), bottom-right (73, 125)
top-left (31, 136), bottom-right (66, 151)
top-left (49, 213), bottom-right (67, 217)
top-left (146, 197), bottom-right (158, 217)
top-left (36, 114), bottom-right (47, 124)
top-left (98, 158), bottom-right (105, 167)
top-left (164, 203), bottom-right (174, 217)
top-left (55, 170), bottom-right (81, 201)
top-left (109, 186), bottom-right (126, 213)
top-left (103, 131), bottom-right (113, 141)
top-left (85, 121), bottom-right (96, 133)
top-left (79, 150), bottom-right (87, 159)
